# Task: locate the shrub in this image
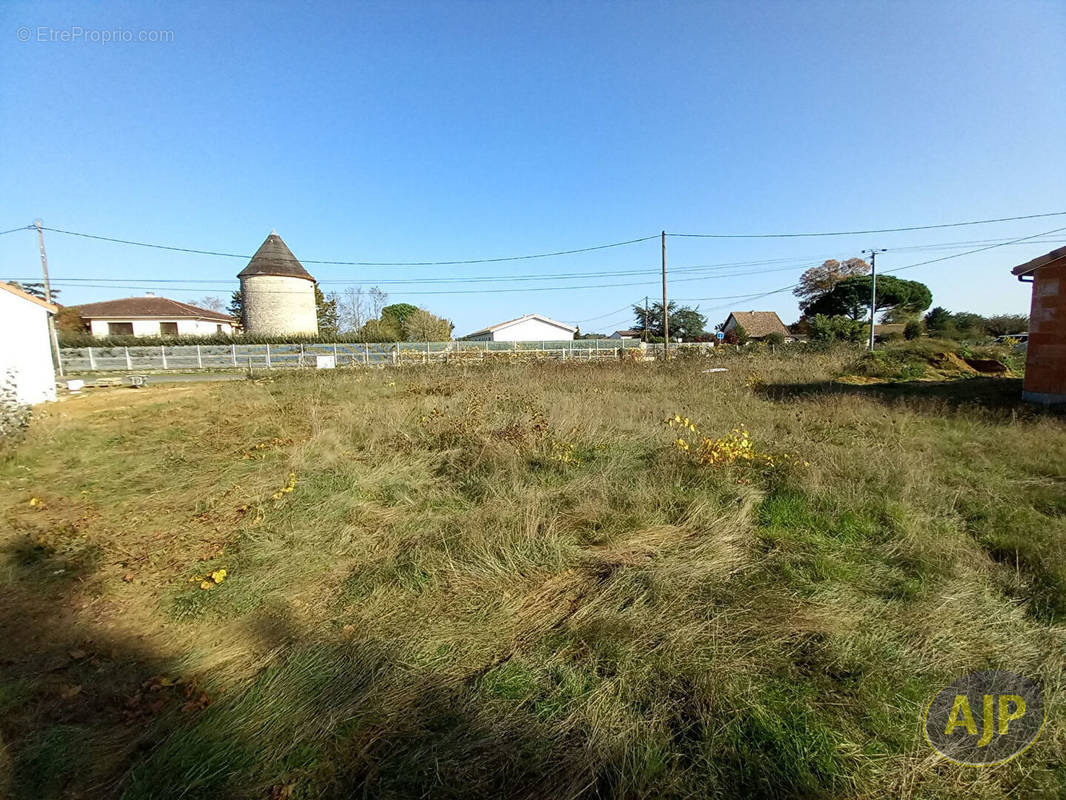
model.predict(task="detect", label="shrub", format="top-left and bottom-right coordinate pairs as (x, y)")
top-left (808, 315), bottom-right (865, 343)
top-left (903, 321), bottom-right (923, 340)
top-left (0, 371), bottom-right (31, 447)
top-left (765, 332), bottom-right (786, 347)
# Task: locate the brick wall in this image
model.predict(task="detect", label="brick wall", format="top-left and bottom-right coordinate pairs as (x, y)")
top-left (1023, 258), bottom-right (1066, 403)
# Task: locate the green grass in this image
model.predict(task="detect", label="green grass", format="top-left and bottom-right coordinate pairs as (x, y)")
top-left (0, 349), bottom-right (1063, 798)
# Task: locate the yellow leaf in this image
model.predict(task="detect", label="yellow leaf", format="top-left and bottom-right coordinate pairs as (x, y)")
top-left (211, 569), bottom-right (227, 584)
top-left (200, 580), bottom-right (214, 590)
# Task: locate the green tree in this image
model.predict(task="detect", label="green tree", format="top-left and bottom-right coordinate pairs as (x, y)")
top-left (315, 285), bottom-right (339, 336)
top-left (381, 303), bottom-right (419, 328)
top-left (632, 301), bottom-right (706, 340)
top-left (923, 306), bottom-right (952, 335)
top-left (228, 290), bottom-right (244, 326)
top-left (804, 275), bottom-right (932, 321)
top-left (358, 318), bottom-right (401, 342)
top-left (985, 314), bottom-right (1028, 336)
top-left (903, 320), bottom-right (923, 340)
top-left (809, 314), bottom-right (865, 342)
top-left (403, 308), bottom-right (452, 341)
top-left (765, 331), bottom-right (785, 346)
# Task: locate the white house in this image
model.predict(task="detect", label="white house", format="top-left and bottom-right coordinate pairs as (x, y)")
top-left (609, 329), bottom-right (643, 340)
top-left (71, 296), bottom-right (234, 337)
top-left (462, 314), bottom-right (577, 342)
top-left (0, 282), bottom-right (57, 404)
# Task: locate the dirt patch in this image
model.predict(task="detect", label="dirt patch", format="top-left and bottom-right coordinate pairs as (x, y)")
top-left (927, 351), bottom-right (977, 374)
top-left (963, 357), bottom-right (1009, 374)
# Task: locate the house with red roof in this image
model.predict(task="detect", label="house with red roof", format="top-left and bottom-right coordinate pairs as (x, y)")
top-left (70, 296), bottom-right (234, 338)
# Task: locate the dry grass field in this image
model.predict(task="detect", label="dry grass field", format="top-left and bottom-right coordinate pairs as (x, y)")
top-left (1, 344), bottom-right (1063, 799)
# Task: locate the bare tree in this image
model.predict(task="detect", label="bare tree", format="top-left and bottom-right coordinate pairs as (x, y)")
top-left (369, 286), bottom-right (388, 319)
top-left (338, 287), bottom-right (367, 332)
top-left (199, 296), bottom-right (225, 312)
top-left (794, 258), bottom-right (870, 312)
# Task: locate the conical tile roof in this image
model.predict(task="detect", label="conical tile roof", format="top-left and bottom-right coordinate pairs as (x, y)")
top-left (238, 232), bottom-right (314, 281)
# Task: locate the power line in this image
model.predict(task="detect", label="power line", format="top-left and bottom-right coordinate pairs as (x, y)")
top-left (675, 223), bottom-right (1066, 307)
top-left (36, 226), bottom-right (660, 266)
top-left (24, 260), bottom-right (824, 293)
top-left (570, 303), bottom-right (641, 324)
top-left (0, 225), bottom-right (32, 237)
top-left (14, 235), bottom-right (1066, 289)
top-left (883, 225), bottom-right (1066, 276)
top-left (667, 210), bottom-right (1066, 239)
top-left (21, 213), bottom-right (1066, 267)
top-left (22, 227), bottom-right (1064, 300)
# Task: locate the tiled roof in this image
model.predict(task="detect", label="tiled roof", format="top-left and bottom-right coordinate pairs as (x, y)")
top-left (1011, 245), bottom-right (1066, 276)
top-left (71, 296), bottom-right (232, 322)
top-left (238, 232), bottom-right (314, 281)
top-left (725, 311), bottom-right (789, 338)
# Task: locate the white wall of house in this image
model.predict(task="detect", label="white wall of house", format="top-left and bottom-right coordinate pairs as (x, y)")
top-left (0, 289), bottom-right (56, 404)
top-left (88, 318), bottom-right (233, 337)
top-left (471, 316), bottom-right (576, 342)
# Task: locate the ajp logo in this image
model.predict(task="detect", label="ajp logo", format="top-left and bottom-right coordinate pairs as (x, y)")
top-left (924, 670), bottom-right (1045, 766)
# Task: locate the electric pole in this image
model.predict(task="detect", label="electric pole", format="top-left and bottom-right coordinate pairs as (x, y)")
top-left (661, 230), bottom-right (669, 360)
top-left (34, 219), bottom-right (63, 376)
top-left (643, 295), bottom-right (649, 343)
top-left (863, 248), bottom-right (886, 351)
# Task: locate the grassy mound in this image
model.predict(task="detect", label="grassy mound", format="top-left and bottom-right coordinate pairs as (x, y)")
top-left (841, 340), bottom-right (1016, 383)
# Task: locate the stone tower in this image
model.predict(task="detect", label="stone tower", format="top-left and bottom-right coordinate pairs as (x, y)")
top-left (238, 231), bottom-right (319, 336)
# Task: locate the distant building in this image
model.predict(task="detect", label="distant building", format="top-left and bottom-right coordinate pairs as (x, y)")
top-left (721, 311), bottom-right (790, 341)
top-left (238, 231), bottom-right (318, 336)
top-left (1012, 245), bottom-right (1065, 405)
top-left (462, 314), bottom-right (577, 342)
top-left (71, 296), bottom-right (233, 337)
top-left (0, 282), bottom-right (57, 403)
top-left (609, 329), bottom-right (644, 340)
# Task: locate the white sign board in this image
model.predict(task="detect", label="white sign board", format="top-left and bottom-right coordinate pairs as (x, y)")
top-left (315, 355), bottom-right (336, 370)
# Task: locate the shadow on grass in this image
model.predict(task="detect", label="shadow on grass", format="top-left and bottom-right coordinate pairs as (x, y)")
top-left (0, 521), bottom-right (859, 800)
top-left (756, 376), bottom-right (1057, 415)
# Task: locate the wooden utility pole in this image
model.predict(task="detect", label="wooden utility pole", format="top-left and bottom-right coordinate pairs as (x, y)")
top-left (661, 230), bottom-right (669, 360)
top-left (34, 220), bottom-right (63, 376)
top-left (863, 248), bottom-right (886, 351)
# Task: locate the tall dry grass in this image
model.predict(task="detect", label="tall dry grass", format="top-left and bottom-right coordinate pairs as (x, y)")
top-left (0, 347), bottom-right (1063, 798)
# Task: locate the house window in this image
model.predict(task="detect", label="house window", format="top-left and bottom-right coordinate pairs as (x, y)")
top-left (160, 322), bottom-right (179, 336)
top-left (108, 322), bottom-right (134, 336)
top-left (216, 324), bottom-right (224, 334)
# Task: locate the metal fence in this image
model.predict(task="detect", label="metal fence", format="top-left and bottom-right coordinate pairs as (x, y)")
top-left (59, 339), bottom-right (643, 372)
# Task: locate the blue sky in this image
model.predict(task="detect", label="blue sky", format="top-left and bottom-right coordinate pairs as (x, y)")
top-left (1, 0), bottom-right (1064, 335)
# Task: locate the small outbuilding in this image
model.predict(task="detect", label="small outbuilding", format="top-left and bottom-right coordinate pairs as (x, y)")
top-left (609, 329), bottom-right (644, 340)
top-left (0, 282), bottom-right (57, 404)
top-left (462, 314), bottom-right (577, 342)
top-left (72, 296), bottom-right (234, 337)
top-left (1012, 245), bottom-right (1066, 405)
